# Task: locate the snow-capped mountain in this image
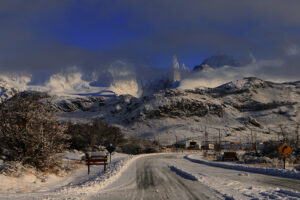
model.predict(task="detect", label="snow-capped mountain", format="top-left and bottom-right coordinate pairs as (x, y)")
top-left (0, 81), bottom-right (18, 103)
top-left (0, 68), bottom-right (299, 145)
top-left (193, 54), bottom-right (240, 71)
top-left (52, 77), bottom-right (300, 144)
top-left (0, 74), bottom-right (32, 103)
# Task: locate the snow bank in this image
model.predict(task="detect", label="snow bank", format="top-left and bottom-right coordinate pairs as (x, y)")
top-left (169, 166), bottom-right (198, 181)
top-left (58, 155), bottom-right (134, 196)
top-left (57, 153), bottom-right (159, 198)
top-left (169, 162), bottom-right (300, 200)
top-left (185, 154), bottom-right (300, 180)
top-left (0, 152), bottom-right (139, 199)
top-left (0, 153), bottom-right (161, 199)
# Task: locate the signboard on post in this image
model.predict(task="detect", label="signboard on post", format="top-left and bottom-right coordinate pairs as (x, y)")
top-left (278, 143), bottom-right (292, 169)
top-left (85, 152), bottom-right (108, 174)
top-left (278, 143), bottom-right (292, 156)
top-left (106, 144), bottom-right (116, 163)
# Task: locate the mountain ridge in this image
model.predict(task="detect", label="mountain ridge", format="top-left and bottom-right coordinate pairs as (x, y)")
top-left (50, 77), bottom-right (300, 144)
top-left (1, 76), bottom-right (299, 145)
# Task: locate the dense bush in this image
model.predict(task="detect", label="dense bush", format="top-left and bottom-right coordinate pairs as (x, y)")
top-left (0, 92), bottom-right (69, 171)
top-left (66, 120), bottom-right (125, 151)
top-left (260, 140), bottom-right (297, 164)
top-left (66, 120), bottom-right (161, 154)
top-left (238, 154), bottom-right (274, 164)
top-left (261, 141), bottom-right (281, 158)
top-left (120, 137), bottom-right (161, 154)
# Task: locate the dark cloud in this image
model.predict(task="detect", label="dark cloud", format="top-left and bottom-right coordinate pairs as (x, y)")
top-left (0, 0), bottom-right (299, 81)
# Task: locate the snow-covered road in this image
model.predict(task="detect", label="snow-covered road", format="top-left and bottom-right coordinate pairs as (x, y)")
top-left (89, 154), bottom-right (223, 200)
top-left (89, 153), bottom-right (300, 200)
top-left (1, 153), bottom-right (300, 199)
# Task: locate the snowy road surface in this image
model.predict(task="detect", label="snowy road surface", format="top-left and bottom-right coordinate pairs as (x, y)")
top-left (1, 153), bottom-right (300, 199)
top-left (89, 154), bottom-right (300, 200)
top-left (89, 154), bottom-right (223, 200)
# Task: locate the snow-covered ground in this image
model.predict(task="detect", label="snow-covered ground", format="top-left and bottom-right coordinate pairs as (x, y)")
top-left (169, 161), bottom-right (300, 199)
top-left (0, 152), bottom-right (138, 199)
top-left (96, 153), bottom-right (300, 200)
top-left (186, 154), bottom-right (300, 180)
top-left (1, 153), bottom-right (300, 199)
top-left (167, 153), bottom-right (300, 200)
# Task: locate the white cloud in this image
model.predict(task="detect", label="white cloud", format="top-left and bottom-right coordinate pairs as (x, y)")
top-left (46, 71), bottom-right (91, 94)
top-left (286, 44), bottom-right (300, 56)
top-left (179, 58), bottom-right (298, 89)
top-left (0, 73), bottom-right (31, 91)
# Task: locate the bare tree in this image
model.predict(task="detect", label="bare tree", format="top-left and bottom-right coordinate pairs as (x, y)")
top-left (0, 92), bottom-right (69, 171)
top-left (66, 119), bottom-right (125, 151)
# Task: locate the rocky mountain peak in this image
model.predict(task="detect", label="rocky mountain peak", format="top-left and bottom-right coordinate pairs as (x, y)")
top-left (194, 54), bottom-right (240, 71)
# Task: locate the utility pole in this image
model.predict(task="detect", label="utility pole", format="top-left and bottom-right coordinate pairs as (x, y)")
top-left (175, 135), bottom-right (178, 151)
top-left (217, 128), bottom-right (221, 151)
top-left (240, 137), bottom-right (242, 150)
top-left (268, 127), bottom-right (275, 144)
top-left (268, 127), bottom-right (273, 141)
top-left (254, 130), bottom-right (258, 155)
top-left (296, 124), bottom-right (299, 148)
top-left (250, 129), bottom-right (254, 151)
top-left (218, 129), bottom-right (221, 146)
top-left (279, 124), bottom-right (286, 141)
top-left (205, 126), bottom-right (208, 142)
top-left (204, 126), bottom-right (208, 157)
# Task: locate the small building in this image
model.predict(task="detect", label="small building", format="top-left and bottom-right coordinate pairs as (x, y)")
top-left (208, 143), bottom-right (215, 150)
top-left (202, 141), bottom-right (215, 150)
top-left (185, 139), bottom-right (201, 149)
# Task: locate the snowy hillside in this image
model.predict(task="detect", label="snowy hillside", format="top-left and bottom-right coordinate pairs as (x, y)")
top-left (0, 72), bottom-right (298, 145)
top-left (0, 74), bottom-right (32, 103)
top-left (54, 77), bottom-right (300, 144)
top-left (0, 81), bottom-right (18, 103)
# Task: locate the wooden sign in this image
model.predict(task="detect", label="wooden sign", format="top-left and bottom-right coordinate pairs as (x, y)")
top-left (278, 143), bottom-right (292, 157)
top-left (85, 152), bottom-right (108, 174)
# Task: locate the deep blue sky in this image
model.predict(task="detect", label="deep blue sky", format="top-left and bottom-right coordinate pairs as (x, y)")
top-left (0, 0), bottom-right (300, 80)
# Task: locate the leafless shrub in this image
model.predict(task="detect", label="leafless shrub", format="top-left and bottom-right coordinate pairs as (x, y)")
top-left (120, 137), bottom-right (161, 154)
top-left (66, 119), bottom-right (161, 154)
top-left (66, 120), bottom-right (125, 151)
top-left (261, 140), bottom-right (296, 160)
top-left (261, 140), bottom-right (281, 158)
top-left (0, 92), bottom-right (69, 172)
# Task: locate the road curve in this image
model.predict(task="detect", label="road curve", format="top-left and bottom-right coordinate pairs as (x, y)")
top-left (89, 154), bottom-right (223, 200)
